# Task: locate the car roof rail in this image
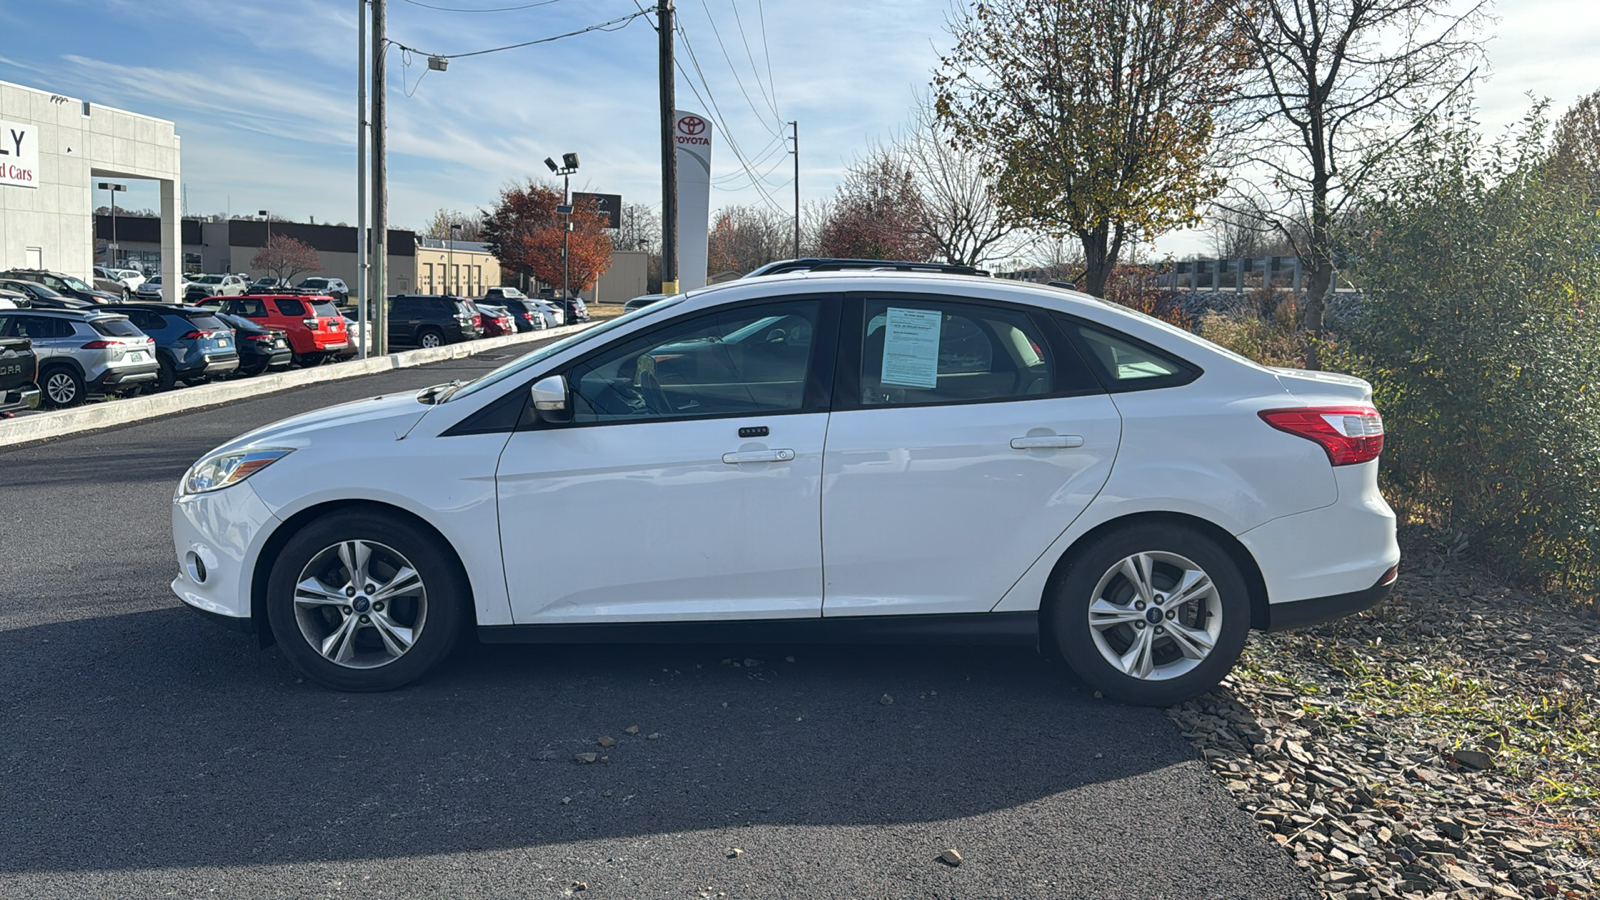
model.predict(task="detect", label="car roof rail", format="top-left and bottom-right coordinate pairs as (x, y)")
top-left (743, 258), bottom-right (992, 278)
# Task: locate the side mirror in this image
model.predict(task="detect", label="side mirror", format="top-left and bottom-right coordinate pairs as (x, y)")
top-left (530, 374), bottom-right (571, 424)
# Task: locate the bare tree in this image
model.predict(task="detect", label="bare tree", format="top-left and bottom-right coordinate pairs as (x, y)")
top-left (1207, 205), bottom-right (1267, 259)
top-left (250, 235), bottom-right (322, 285)
top-left (1229, 0), bottom-right (1488, 362)
top-left (708, 204), bottom-right (790, 275)
top-left (423, 208), bottom-right (486, 242)
top-left (899, 97), bottom-right (1017, 266)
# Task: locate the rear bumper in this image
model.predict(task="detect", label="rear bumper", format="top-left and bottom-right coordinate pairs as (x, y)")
top-left (1264, 567), bottom-right (1398, 631)
top-left (0, 384), bottom-right (40, 412)
top-left (94, 363), bottom-right (159, 388)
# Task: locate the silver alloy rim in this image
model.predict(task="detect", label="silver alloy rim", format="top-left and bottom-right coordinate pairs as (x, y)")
top-left (420, 333), bottom-right (441, 348)
top-left (292, 540), bottom-right (427, 669)
top-left (46, 372), bottom-right (76, 404)
top-left (1086, 550), bottom-right (1223, 682)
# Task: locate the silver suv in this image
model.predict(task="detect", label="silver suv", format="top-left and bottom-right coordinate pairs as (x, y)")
top-left (0, 309), bottom-right (158, 407)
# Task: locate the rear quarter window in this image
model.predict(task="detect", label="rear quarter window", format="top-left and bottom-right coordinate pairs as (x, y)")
top-left (1057, 316), bottom-right (1201, 392)
top-left (92, 318), bottom-right (143, 337)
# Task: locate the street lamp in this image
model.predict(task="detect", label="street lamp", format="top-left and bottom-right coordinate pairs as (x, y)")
top-left (259, 209), bottom-right (272, 249)
top-left (447, 222), bottom-right (460, 296)
top-left (545, 152), bottom-right (579, 305)
top-left (98, 182), bottom-right (127, 267)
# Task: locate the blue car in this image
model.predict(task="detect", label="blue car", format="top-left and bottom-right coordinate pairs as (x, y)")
top-left (104, 304), bottom-right (240, 390)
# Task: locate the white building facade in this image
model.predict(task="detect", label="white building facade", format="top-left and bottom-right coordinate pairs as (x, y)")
top-left (0, 80), bottom-right (184, 300)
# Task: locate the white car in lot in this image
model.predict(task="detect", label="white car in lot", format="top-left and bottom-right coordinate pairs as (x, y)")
top-left (171, 271), bottom-right (1398, 703)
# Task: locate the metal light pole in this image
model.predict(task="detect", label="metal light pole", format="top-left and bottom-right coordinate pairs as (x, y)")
top-left (98, 182), bottom-right (126, 267)
top-left (545, 153), bottom-right (579, 304)
top-left (447, 222), bottom-right (460, 295)
top-left (357, 0), bottom-right (369, 358)
top-left (789, 121), bottom-right (799, 258)
top-left (259, 209), bottom-right (271, 247)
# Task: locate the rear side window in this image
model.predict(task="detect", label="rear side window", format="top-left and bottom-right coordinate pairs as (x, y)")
top-left (1057, 317), bottom-right (1200, 391)
top-left (274, 298), bottom-right (306, 316)
top-left (857, 299), bottom-right (1096, 406)
top-left (92, 318), bottom-right (143, 337)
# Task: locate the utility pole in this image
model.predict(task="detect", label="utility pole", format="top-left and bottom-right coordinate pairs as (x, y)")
top-left (357, 0), bottom-right (369, 358)
top-left (658, 0), bottom-right (678, 293)
top-left (372, 0), bottom-right (388, 354)
top-left (790, 120), bottom-right (799, 259)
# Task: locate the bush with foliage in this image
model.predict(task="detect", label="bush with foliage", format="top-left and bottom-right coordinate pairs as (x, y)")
top-left (1197, 289), bottom-right (1307, 368)
top-left (1097, 264), bottom-right (1192, 329)
top-left (1335, 104), bottom-right (1600, 597)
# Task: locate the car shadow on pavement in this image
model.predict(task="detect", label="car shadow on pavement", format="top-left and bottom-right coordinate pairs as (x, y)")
top-left (0, 605), bottom-right (1300, 895)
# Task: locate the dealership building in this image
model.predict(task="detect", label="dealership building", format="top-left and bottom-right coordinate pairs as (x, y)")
top-left (0, 79), bottom-right (185, 298)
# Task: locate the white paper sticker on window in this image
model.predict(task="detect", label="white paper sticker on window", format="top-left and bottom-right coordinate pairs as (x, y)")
top-left (880, 307), bottom-right (941, 388)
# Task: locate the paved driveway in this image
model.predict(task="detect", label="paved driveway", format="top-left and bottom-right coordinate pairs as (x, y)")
top-left (0, 349), bottom-right (1312, 898)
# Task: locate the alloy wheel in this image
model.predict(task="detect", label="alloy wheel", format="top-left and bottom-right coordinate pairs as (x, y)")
top-left (1085, 550), bottom-right (1224, 682)
top-left (291, 539), bottom-right (428, 669)
top-left (45, 372), bottom-right (78, 405)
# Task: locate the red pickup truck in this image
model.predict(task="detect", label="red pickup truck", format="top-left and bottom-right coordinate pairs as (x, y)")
top-left (213, 294), bottom-right (350, 366)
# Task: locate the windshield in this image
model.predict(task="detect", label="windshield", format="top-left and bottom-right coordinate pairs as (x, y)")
top-left (62, 276), bottom-right (92, 291)
top-left (446, 296), bottom-right (686, 403)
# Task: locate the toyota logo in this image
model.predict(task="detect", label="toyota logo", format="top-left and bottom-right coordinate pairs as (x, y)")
top-left (678, 116), bottom-right (706, 136)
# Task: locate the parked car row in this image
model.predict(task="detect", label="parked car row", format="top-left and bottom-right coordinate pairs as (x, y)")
top-left (0, 280), bottom-right (591, 411)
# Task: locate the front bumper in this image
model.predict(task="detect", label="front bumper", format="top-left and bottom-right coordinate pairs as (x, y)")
top-left (171, 480), bottom-right (279, 624)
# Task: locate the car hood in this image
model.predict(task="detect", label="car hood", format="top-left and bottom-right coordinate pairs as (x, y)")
top-left (216, 390), bottom-right (432, 454)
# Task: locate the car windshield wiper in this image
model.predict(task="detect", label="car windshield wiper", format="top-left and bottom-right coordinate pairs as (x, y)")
top-left (417, 379), bottom-right (463, 405)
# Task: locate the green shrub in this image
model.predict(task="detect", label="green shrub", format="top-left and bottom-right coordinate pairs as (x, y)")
top-left (1198, 289), bottom-right (1307, 368)
top-left (1336, 104), bottom-right (1600, 598)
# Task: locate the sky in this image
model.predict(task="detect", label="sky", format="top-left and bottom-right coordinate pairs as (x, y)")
top-left (2, 0), bottom-right (1597, 262)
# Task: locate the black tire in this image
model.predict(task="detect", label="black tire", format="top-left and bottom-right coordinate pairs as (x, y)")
top-left (40, 365), bottom-right (85, 408)
top-left (292, 350), bottom-right (323, 368)
top-left (417, 328), bottom-right (444, 349)
top-left (265, 510), bottom-right (469, 691)
top-left (155, 356), bottom-right (176, 392)
top-left (1050, 524), bottom-right (1250, 707)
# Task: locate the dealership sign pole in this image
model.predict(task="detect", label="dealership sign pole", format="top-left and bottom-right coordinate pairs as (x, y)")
top-left (673, 110), bottom-right (712, 291)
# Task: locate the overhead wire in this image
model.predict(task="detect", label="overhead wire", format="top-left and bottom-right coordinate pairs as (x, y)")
top-left (400, 0), bottom-right (568, 12)
top-left (673, 22), bottom-right (789, 215)
top-left (729, 0), bottom-right (780, 122)
top-left (390, 9), bottom-right (649, 60)
top-left (697, 0), bottom-right (784, 140)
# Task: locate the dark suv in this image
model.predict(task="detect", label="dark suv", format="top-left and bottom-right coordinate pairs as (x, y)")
top-left (387, 294), bottom-right (483, 348)
top-left (105, 304), bottom-right (240, 390)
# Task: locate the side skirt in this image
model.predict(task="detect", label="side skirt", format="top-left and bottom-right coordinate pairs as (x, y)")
top-left (479, 611), bottom-right (1039, 647)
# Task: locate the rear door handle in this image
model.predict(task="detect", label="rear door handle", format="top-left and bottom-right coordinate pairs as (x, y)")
top-left (722, 448), bottom-right (796, 464)
top-left (1010, 435), bottom-right (1084, 450)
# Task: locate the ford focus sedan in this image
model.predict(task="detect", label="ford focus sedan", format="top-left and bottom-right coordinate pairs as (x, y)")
top-left (172, 271), bottom-right (1398, 704)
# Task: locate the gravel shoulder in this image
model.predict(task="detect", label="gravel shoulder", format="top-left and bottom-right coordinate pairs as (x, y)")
top-left (1176, 526), bottom-right (1600, 899)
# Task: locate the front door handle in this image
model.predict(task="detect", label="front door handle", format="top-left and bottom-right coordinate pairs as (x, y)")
top-left (1010, 435), bottom-right (1084, 450)
top-left (722, 448), bottom-right (796, 464)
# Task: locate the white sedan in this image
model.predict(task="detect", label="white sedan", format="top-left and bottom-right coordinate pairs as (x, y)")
top-left (171, 271), bottom-right (1397, 704)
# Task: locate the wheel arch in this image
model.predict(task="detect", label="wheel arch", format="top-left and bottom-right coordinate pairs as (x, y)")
top-left (1037, 511), bottom-right (1270, 656)
top-left (249, 498), bottom-right (477, 648)
top-left (37, 356), bottom-right (87, 381)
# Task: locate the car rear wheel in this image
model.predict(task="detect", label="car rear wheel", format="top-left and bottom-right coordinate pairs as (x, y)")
top-left (41, 366), bottom-right (85, 408)
top-left (265, 511), bottom-right (469, 691)
top-left (1051, 524), bottom-right (1250, 706)
top-left (417, 328), bottom-right (444, 349)
top-left (155, 357), bottom-right (176, 392)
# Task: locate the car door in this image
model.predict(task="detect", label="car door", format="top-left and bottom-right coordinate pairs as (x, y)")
top-left (820, 294), bottom-right (1123, 618)
top-left (496, 296), bottom-right (839, 623)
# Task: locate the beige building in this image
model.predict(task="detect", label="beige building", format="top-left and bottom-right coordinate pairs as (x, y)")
top-left (416, 238), bottom-right (498, 296)
top-left (0, 79), bottom-right (184, 299)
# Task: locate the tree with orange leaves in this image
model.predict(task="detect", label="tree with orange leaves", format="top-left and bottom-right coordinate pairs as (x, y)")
top-left (482, 180), bottom-right (613, 292)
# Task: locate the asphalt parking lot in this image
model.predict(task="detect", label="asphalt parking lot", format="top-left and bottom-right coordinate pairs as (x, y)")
top-left (0, 347), bottom-right (1313, 898)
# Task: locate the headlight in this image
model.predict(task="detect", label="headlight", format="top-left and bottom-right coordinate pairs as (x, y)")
top-left (182, 447), bottom-right (293, 495)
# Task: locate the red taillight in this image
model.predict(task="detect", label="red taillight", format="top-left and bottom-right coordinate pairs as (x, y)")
top-left (179, 330), bottom-right (207, 340)
top-left (474, 314), bottom-right (484, 328)
top-left (80, 340), bottom-right (115, 349)
top-left (303, 318), bottom-right (318, 330)
top-left (246, 333), bottom-right (272, 342)
top-left (1259, 406), bottom-right (1385, 466)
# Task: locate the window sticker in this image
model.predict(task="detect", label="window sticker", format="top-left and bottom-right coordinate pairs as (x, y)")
top-left (880, 307), bottom-right (942, 388)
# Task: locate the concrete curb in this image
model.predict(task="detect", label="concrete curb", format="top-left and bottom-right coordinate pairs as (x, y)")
top-left (0, 323), bottom-right (591, 449)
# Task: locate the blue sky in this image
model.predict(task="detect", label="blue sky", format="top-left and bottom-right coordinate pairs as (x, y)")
top-left (3, 0), bottom-right (1597, 260)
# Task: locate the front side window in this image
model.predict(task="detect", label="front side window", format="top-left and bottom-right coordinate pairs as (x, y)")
top-left (568, 300), bottom-right (823, 424)
top-left (858, 299), bottom-right (1084, 406)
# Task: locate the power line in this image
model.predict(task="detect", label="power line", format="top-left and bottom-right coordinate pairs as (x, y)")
top-left (400, 0), bottom-right (567, 12)
top-left (673, 23), bottom-right (788, 216)
top-left (390, 9), bottom-right (649, 59)
top-left (729, 0), bottom-right (780, 122)
top-left (697, 0), bottom-right (784, 140)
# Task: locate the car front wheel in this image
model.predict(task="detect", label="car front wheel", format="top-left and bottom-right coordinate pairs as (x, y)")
top-left (1051, 524), bottom-right (1250, 707)
top-left (266, 511), bottom-right (468, 691)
